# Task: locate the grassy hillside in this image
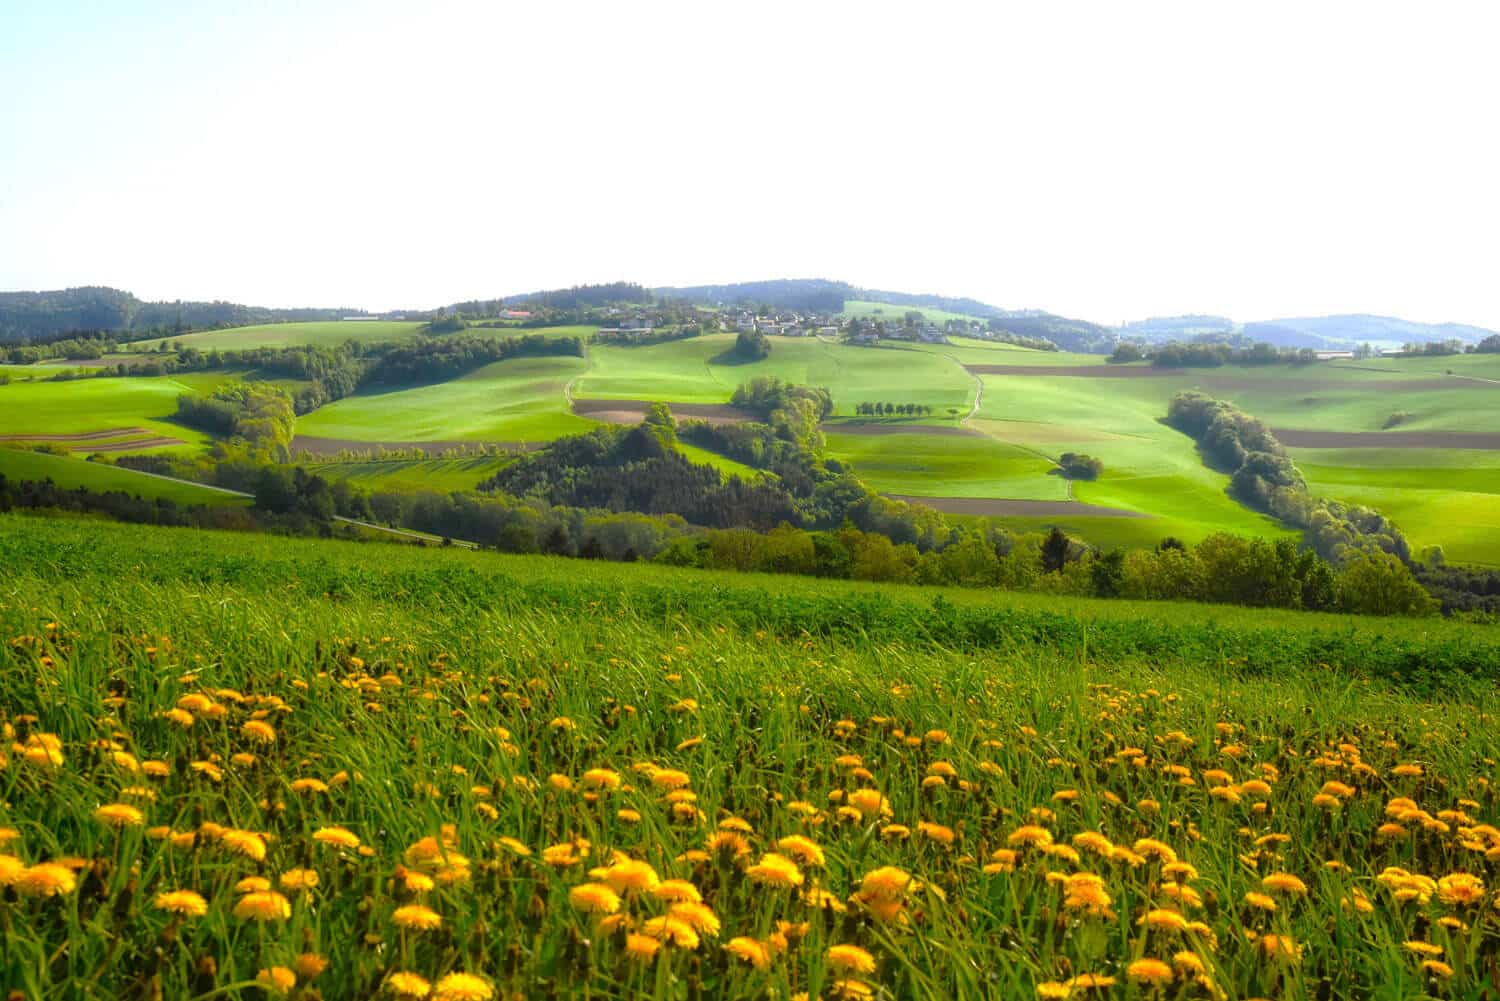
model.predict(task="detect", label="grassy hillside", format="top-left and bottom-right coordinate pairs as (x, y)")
top-left (295, 355), bottom-right (593, 443)
top-left (1, 515), bottom-right (1497, 997)
top-left (0, 448), bottom-right (247, 504)
top-left (149, 320), bottom-right (426, 349)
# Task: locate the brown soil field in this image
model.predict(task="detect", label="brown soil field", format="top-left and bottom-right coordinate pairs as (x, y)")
top-left (572, 400), bottom-right (751, 425)
top-left (0, 426), bottom-right (152, 441)
top-left (291, 436), bottom-right (540, 457)
top-left (887, 495), bottom-right (1150, 518)
top-left (1273, 429), bottom-right (1500, 449)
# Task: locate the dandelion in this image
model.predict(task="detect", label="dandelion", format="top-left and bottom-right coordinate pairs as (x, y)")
top-left (1259, 934), bottom-right (1302, 964)
top-left (776, 834), bottom-right (826, 866)
top-left (1008, 825), bottom-right (1053, 848)
top-left (220, 829), bottom-right (267, 862)
top-left (0, 855), bottom-right (26, 887)
top-left (1403, 941), bottom-right (1443, 957)
top-left (726, 936), bottom-right (772, 969)
top-left (746, 852), bottom-right (803, 888)
top-left (1262, 872), bottom-right (1308, 896)
top-left (279, 868), bottom-right (319, 891)
top-left (242, 720), bottom-right (277, 744)
top-left (294, 953), bottom-right (329, 980)
top-left (1244, 891), bottom-right (1278, 912)
top-left (313, 826), bottom-right (361, 849)
top-left (643, 914), bottom-right (701, 949)
top-left (154, 890), bottom-right (209, 917)
top-left (653, 879), bottom-right (702, 903)
top-left (94, 802), bottom-right (145, 827)
top-left (600, 858), bottom-right (660, 895)
top-left (256, 967), bottom-right (296, 995)
top-left (432, 972), bottom-right (495, 1000)
top-left (1437, 872), bottom-right (1484, 906)
top-left (385, 972), bottom-right (432, 998)
top-left (827, 944), bottom-right (877, 975)
top-left (669, 901), bottom-right (721, 936)
top-left (859, 866), bottom-right (911, 900)
top-left (1126, 958), bottom-right (1174, 987)
top-left (16, 863), bottom-right (77, 897)
top-left (392, 904), bottom-right (443, 930)
top-left (625, 933), bottom-right (661, 961)
top-left (233, 891), bottom-right (291, 922)
top-left (569, 882), bottom-right (621, 914)
top-left (1422, 960), bottom-right (1454, 978)
top-left (236, 876), bottom-right (272, 893)
top-left (1139, 908), bottom-right (1190, 932)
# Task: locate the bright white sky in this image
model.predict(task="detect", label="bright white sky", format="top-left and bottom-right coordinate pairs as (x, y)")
top-left (2, 1), bottom-right (1497, 328)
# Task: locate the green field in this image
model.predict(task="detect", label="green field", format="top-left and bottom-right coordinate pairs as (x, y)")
top-left (579, 334), bottom-right (975, 418)
top-left (826, 431), bottom-right (1067, 501)
top-left (303, 456), bottom-right (513, 493)
top-left (2, 515), bottom-right (1497, 997)
top-left (296, 355), bottom-right (593, 443)
top-left (0, 448), bottom-right (247, 505)
top-left (0, 375), bottom-right (216, 449)
top-left (840, 299), bottom-right (985, 326)
top-left (149, 320), bottom-right (426, 349)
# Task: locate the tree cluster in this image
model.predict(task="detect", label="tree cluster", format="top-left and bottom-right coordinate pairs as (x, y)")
top-left (1057, 453), bottom-right (1103, 480)
top-left (734, 329), bottom-right (772, 360)
top-left (1167, 391), bottom-right (1411, 563)
top-left (175, 383), bottom-right (296, 459)
top-left (853, 402), bottom-right (935, 417)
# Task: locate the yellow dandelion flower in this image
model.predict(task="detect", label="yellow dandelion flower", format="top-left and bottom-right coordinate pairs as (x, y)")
top-left (241, 720), bottom-right (276, 744)
top-left (643, 914), bottom-right (701, 949)
top-left (725, 936), bottom-right (771, 970)
top-left (827, 944), bottom-right (876, 975)
top-left (776, 834), bottom-right (826, 866)
top-left (312, 826), bottom-right (361, 849)
top-left (653, 879), bottom-right (702, 904)
top-left (1139, 908), bottom-right (1190, 931)
top-left (17, 863), bottom-right (77, 897)
top-left (625, 933), bottom-right (661, 961)
top-left (233, 891), bottom-right (291, 921)
top-left (279, 868), bottom-right (319, 891)
top-left (1126, 958), bottom-right (1174, 987)
top-left (745, 852), bottom-right (803, 888)
top-left (1403, 941), bottom-right (1443, 957)
top-left (385, 972), bottom-right (432, 997)
top-left (294, 953), bottom-right (328, 980)
top-left (392, 904), bottom-right (443, 930)
top-left (153, 890), bottom-right (209, 917)
top-left (94, 803), bottom-right (145, 828)
top-left (859, 866), bottom-right (911, 900)
top-left (220, 829), bottom-right (267, 862)
top-left (255, 967), bottom-right (296, 995)
top-left (1008, 825), bottom-right (1053, 848)
top-left (432, 972), bottom-right (494, 1001)
top-left (1436, 873), bottom-right (1484, 906)
top-left (668, 901), bottom-right (721, 936)
top-left (1261, 873), bottom-right (1308, 896)
top-left (601, 858), bottom-right (660, 895)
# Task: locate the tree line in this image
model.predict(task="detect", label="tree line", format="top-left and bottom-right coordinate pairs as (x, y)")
top-left (853, 402), bottom-right (936, 417)
top-left (1166, 391), bottom-right (1410, 563)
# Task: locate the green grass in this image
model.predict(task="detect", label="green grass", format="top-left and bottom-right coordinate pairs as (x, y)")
top-left (3, 515), bottom-right (1499, 997)
top-left (972, 376), bottom-right (1290, 543)
top-left (302, 456), bottom-right (514, 493)
top-left (825, 432), bottom-right (1066, 500)
top-left (0, 449), bottom-right (247, 505)
top-left (0, 375), bottom-right (216, 449)
top-left (674, 442), bottom-right (762, 481)
top-left (579, 334), bottom-right (975, 418)
top-left (296, 355), bottom-right (593, 443)
top-left (839, 299), bottom-right (986, 326)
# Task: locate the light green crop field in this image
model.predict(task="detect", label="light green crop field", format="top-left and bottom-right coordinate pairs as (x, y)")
top-left (149, 320), bottom-right (426, 350)
top-left (305, 456), bottom-right (514, 493)
top-left (0, 448), bottom-right (247, 505)
top-left (973, 376), bottom-right (1291, 543)
top-left (0, 375), bottom-right (214, 448)
top-left (1328, 353), bottom-right (1500, 380)
top-left (918, 339), bottom-right (1106, 368)
top-left (675, 441), bottom-right (763, 481)
top-left (840, 298), bottom-right (985, 325)
top-left (825, 431), bottom-right (1067, 501)
top-left (579, 334), bottom-right (975, 417)
top-left (296, 355), bottom-right (593, 443)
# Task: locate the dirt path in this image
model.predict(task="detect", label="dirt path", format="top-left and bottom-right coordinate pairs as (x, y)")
top-left (888, 495), bottom-right (1149, 518)
top-left (571, 399), bottom-right (752, 425)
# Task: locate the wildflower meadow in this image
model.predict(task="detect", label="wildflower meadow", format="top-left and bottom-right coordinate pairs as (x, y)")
top-left (1, 515), bottom-right (1498, 999)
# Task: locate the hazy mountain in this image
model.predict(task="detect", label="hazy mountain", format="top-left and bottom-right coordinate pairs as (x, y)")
top-left (1118, 315), bottom-right (1236, 339)
top-left (1243, 314), bottom-right (1496, 348)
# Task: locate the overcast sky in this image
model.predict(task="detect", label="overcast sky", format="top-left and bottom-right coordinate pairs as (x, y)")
top-left (2, 1), bottom-right (1497, 328)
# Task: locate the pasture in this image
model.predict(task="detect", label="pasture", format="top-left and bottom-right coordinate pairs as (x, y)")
top-left (295, 355), bottom-right (593, 444)
top-left (0, 448), bottom-right (247, 505)
top-left (148, 320), bottom-right (426, 350)
top-left (0, 375), bottom-right (216, 450)
top-left (2, 515), bottom-right (1498, 998)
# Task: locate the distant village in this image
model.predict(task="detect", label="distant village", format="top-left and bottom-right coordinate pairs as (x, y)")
top-left (592, 305), bottom-right (1016, 347)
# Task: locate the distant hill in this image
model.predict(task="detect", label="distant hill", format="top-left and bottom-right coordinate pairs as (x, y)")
top-left (0, 287), bottom-right (372, 343)
top-left (1119, 315), bottom-right (1236, 339)
top-left (1242, 314), bottom-right (1497, 349)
